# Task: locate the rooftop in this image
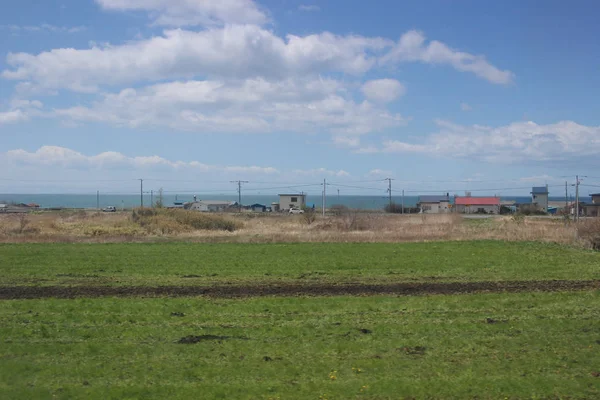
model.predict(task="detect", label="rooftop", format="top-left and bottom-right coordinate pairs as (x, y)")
top-left (195, 200), bottom-right (235, 206)
top-left (531, 186), bottom-right (549, 194)
top-left (455, 197), bottom-right (500, 206)
top-left (278, 194), bottom-right (306, 197)
top-left (418, 195), bottom-right (450, 203)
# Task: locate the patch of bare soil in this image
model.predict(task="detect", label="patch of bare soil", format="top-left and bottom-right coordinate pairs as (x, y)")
top-left (0, 280), bottom-right (598, 299)
top-left (177, 335), bottom-right (247, 344)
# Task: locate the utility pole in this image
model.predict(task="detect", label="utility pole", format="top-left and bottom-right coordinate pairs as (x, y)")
top-left (139, 179), bottom-right (144, 208)
top-left (575, 175), bottom-right (580, 222)
top-left (402, 189), bottom-right (405, 214)
top-left (565, 181), bottom-right (568, 216)
top-left (96, 190), bottom-right (100, 210)
top-left (384, 178), bottom-right (394, 211)
top-left (322, 178), bottom-right (327, 217)
top-left (150, 190), bottom-right (154, 208)
top-left (337, 189), bottom-right (340, 201)
top-left (231, 180), bottom-right (249, 212)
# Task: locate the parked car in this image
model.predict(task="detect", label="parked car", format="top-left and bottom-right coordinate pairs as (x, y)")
top-left (102, 206), bottom-right (117, 212)
top-left (289, 208), bottom-right (304, 214)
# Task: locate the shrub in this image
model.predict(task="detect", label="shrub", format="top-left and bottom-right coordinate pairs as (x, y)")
top-left (578, 219), bottom-right (600, 250)
top-left (301, 207), bottom-right (317, 225)
top-left (384, 202), bottom-right (403, 214)
top-left (17, 214), bottom-right (30, 234)
top-left (329, 204), bottom-right (349, 217)
top-left (131, 208), bottom-right (241, 233)
top-left (384, 202), bottom-right (419, 214)
top-left (517, 204), bottom-right (547, 216)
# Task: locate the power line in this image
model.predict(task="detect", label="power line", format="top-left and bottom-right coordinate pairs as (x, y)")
top-left (327, 183), bottom-right (387, 191)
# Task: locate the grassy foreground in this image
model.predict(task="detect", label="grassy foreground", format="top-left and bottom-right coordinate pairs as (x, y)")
top-left (1, 241), bottom-right (599, 287)
top-left (1, 292), bottom-right (599, 399)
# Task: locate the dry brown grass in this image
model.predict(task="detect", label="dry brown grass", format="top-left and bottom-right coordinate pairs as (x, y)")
top-left (577, 218), bottom-right (600, 249)
top-left (0, 210), bottom-right (592, 246)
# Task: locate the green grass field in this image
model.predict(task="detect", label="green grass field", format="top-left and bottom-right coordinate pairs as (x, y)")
top-left (1, 241), bottom-right (599, 399)
top-left (1, 293), bottom-right (599, 399)
top-left (1, 241), bottom-right (599, 287)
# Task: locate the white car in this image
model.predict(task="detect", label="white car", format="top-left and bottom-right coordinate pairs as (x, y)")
top-left (289, 208), bottom-right (304, 214)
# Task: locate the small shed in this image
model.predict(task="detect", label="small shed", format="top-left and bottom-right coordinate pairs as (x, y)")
top-left (250, 203), bottom-right (267, 212)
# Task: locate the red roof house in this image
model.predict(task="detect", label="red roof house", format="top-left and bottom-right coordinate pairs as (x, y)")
top-left (454, 196), bottom-right (501, 214)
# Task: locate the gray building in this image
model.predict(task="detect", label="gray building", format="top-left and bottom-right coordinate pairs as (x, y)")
top-left (531, 186), bottom-right (549, 212)
top-left (583, 193), bottom-right (600, 217)
top-left (417, 195), bottom-right (451, 214)
top-left (278, 194), bottom-right (306, 211)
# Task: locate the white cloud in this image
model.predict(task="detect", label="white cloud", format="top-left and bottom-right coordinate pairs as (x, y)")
top-left (299, 5), bottom-right (320, 12)
top-left (333, 136), bottom-right (361, 148)
top-left (4, 146), bottom-right (279, 174)
top-left (460, 102), bottom-right (472, 111)
top-left (361, 79), bottom-right (405, 103)
top-left (293, 168), bottom-right (351, 177)
top-left (3, 27), bottom-right (509, 92)
top-left (367, 119), bottom-right (600, 165)
top-left (1, 24), bottom-right (86, 34)
top-left (0, 110), bottom-right (28, 124)
top-left (381, 30), bottom-right (514, 85)
top-left (353, 145), bottom-right (379, 154)
top-left (0, 100), bottom-right (44, 125)
top-left (368, 169), bottom-right (392, 176)
top-left (95, 0), bottom-right (268, 26)
top-left (52, 78), bottom-right (407, 135)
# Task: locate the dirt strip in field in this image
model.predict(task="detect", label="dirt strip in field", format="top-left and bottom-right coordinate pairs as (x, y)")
top-left (0, 280), bottom-right (598, 299)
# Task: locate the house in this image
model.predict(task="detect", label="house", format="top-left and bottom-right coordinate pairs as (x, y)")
top-left (188, 200), bottom-right (235, 212)
top-left (582, 193), bottom-right (600, 217)
top-left (278, 194), bottom-right (306, 211)
top-left (417, 195), bottom-right (450, 214)
top-left (454, 196), bottom-right (500, 214)
top-left (531, 186), bottom-right (549, 212)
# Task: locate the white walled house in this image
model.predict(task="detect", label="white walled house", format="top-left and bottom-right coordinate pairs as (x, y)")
top-left (188, 200), bottom-right (235, 212)
top-left (278, 194), bottom-right (306, 211)
top-left (417, 195), bottom-right (451, 214)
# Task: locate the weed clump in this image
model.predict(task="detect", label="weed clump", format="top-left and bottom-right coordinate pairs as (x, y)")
top-left (131, 208), bottom-right (242, 233)
top-left (578, 219), bottom-right (600, 250)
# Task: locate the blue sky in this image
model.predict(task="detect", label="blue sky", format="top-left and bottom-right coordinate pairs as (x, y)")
top-left (1, 0), bottom-right (599, 196)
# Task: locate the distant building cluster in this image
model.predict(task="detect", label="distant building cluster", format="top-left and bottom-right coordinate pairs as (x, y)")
top-left (415, 185), bottom-right (599, 216)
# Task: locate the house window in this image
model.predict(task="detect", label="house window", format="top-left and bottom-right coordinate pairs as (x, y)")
top-left (291, 197), bottom-right (298, 202)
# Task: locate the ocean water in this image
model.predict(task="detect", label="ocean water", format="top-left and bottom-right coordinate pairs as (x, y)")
top-left (0, 193), bottom-right (416, 210)
top-left (0, 193), bottom-right (587, 210)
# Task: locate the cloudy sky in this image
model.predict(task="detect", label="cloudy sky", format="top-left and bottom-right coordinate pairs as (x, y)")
top-left (1, 0), bottom-right (599, 196)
